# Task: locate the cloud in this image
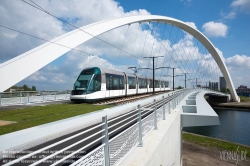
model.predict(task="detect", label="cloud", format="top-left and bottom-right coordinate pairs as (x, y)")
top-left (202, 22), bottom-right (228, 37)
top-left (0, 0), bottom-right (150, 63)
top-left (224, 54), bottom-right (250, 88)
top-left (225, 54), bottom-right (250, 69)
top-left (27, 71), bottom-right (48, 82)
top-left (0, 0), bottom-right (65, 62)
top-left (185, 22), bottom-right (197, 30)
top-left (231, 0), bottom-right (250, 14)
top-left (221, 0), bottom-right (250, 19)
top-left (0, 0), bottom-right (152, 90)
top-left (220, 11), bottom-right (236, 19)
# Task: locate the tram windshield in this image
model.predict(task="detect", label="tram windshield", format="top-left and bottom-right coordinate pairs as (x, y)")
top-left (73, 68), bottom-right (101, 94)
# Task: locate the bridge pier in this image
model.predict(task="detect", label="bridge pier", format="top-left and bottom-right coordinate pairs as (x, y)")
top-left (119, 108), bottom-right (182, 166)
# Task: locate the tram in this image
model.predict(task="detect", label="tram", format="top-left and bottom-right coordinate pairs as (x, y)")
top-left (70, 67), bottom-right (169, 101)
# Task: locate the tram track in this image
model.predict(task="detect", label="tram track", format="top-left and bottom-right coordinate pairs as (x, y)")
top-left (91, 90), bottom-right (170, 105)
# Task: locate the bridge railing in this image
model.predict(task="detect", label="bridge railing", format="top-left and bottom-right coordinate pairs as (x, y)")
top-left (71, 89), bottom-right (194, 166)
top-left (3, 89), bottom-right (194, 166)
top-left (0, 90), bottom-right (71, 106)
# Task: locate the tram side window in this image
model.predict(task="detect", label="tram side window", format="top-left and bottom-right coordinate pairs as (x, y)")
top-left (139, 78), bottom-right (147, 88)
top-left (128, 76), bottom-right (136, 89)
top-left (144, 79), bottom-right (147, 88)
top-left (161, 81), bottom-right (164, 88)
top-left (119, 77), bottom-right (124, 90)
top-left (155, 80), bottom-right (157, 88)
top-left (165, 81), bottom-right (169, 87)
top-left (106, 74), bottom-right (124, 90)
top-left (113, 77), bottom-right (119, 90)
top-left (154, 80), bottom-right (160, 88)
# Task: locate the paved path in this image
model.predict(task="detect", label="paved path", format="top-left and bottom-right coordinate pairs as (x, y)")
top-left (0, 100), bottom-right (71, 111)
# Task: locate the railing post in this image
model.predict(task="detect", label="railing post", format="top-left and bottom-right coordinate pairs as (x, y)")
top-left (43, 93), bottom-right (45, 102)
top-left (169, 101), bottom-right (171, 114)
top-left (173, 98), bottom-right (175, 109)
top-left (162, 96), bottom-right (165, 120)
top-left (176, 96), bottom-right (178, 106)
top-left (137, 104), bottom-right (143, 147)
top-left (154, 99), bottom-right (157, 130)
top-left (27, 92), bottom-right (30, 104)
top-left (102, 116), bottom-right (110, 166)
top-left (0, 93), bottom-right (1, 106)
top-left (20, 92), bottom-right (22, 104)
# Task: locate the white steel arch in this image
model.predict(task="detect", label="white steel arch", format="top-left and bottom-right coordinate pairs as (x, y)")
top-left (0, 15), bottom-right (240, 102)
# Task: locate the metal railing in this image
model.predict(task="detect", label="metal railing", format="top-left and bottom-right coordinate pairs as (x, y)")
top-left (0, 90), bottom-right (71, 106)
top-left (2, 89), bottom-right (194, 166)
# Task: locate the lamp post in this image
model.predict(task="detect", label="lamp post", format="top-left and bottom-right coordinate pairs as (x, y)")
top-left (160, 67), bottom-right (180, 91)
top-left (174, 74), bottom-right (183, 91)
top-left (139, 56), bottom-right (164, 94)
top-left (185, 78), bottom-right (200, 88)
top-left (165, 74), bottom-right (183, 91)
top-left (177, 73), bottom-right (189, 88)
top-left (182, 73), bottom-right (189, 88)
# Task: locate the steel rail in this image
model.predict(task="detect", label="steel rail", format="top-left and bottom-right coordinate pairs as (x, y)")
top-left (51, 136), bottom-right (105, 166)
top-left (2, 123), bottom-right (104, 166)
top-left (109, 117), bottom-right (138, 136)
top-left (29, 129), bottom-right (105, 166)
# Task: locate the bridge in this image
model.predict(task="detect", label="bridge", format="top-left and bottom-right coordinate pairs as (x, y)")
top-left (0, 15), bottom-right (240, 165)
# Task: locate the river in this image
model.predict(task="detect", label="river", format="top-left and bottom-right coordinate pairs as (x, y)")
top-left (183, 108), bottom-right (250, 146)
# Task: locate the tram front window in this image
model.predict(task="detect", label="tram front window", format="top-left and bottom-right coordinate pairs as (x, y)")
top-left (73, 68), bottom-right (101, 94)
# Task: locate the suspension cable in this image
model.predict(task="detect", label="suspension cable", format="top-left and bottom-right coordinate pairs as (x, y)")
top-left (22, 0), bottom-right (140, 60)
top-left (0, 24), bottom-right (127, 67)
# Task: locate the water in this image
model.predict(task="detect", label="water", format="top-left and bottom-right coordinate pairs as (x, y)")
top-left (183, 109), bottom-right (250, 146)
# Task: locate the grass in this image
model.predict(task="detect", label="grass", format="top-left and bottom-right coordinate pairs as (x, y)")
top-left (0, 103), bottom-right (112, 135)
top-left (183, 132), bottom-right (250, 158)
top-left (239, 96), bottom-right (250, 102)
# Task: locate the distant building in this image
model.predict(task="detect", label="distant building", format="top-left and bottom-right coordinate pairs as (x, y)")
top-left (209, 81), bottom-right (218, 90)
top-left (236, 85), bottom-right (250, 93)
top-left (220, 77), bottom-right (227, 90)
top-left (9, 89), bottom-right (16, 93)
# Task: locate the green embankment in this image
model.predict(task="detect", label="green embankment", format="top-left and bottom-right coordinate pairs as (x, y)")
top-left (0, 103), bottom-right (111, 135)
top-left (239, 96), bottom-right (250, 102)
top-left (183, 132), bottom-right (250, 158)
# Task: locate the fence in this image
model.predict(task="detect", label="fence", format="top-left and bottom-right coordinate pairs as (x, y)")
top-left (0, 91), bottom-right (71, 106)
top-left (2, 89), bottom-right (194, 166)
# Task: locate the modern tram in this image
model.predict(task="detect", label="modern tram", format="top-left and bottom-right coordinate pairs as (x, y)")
top-left (70, 67), bottom-right (170, 101)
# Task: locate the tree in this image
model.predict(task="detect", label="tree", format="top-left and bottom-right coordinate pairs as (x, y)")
top-left (22, 84), bottom-right (29, 91)
top-left (221, 88), bottom-right (230, 93)
top-left (4, 85), bottom-right (37, 92)
top-left (176, 86), bottom-right (183, 89)
top-left (31, 86), bottom-right (36, 91)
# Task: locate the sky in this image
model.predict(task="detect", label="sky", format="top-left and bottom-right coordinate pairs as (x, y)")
top-left (0, 0), bottom-right (249, 91)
